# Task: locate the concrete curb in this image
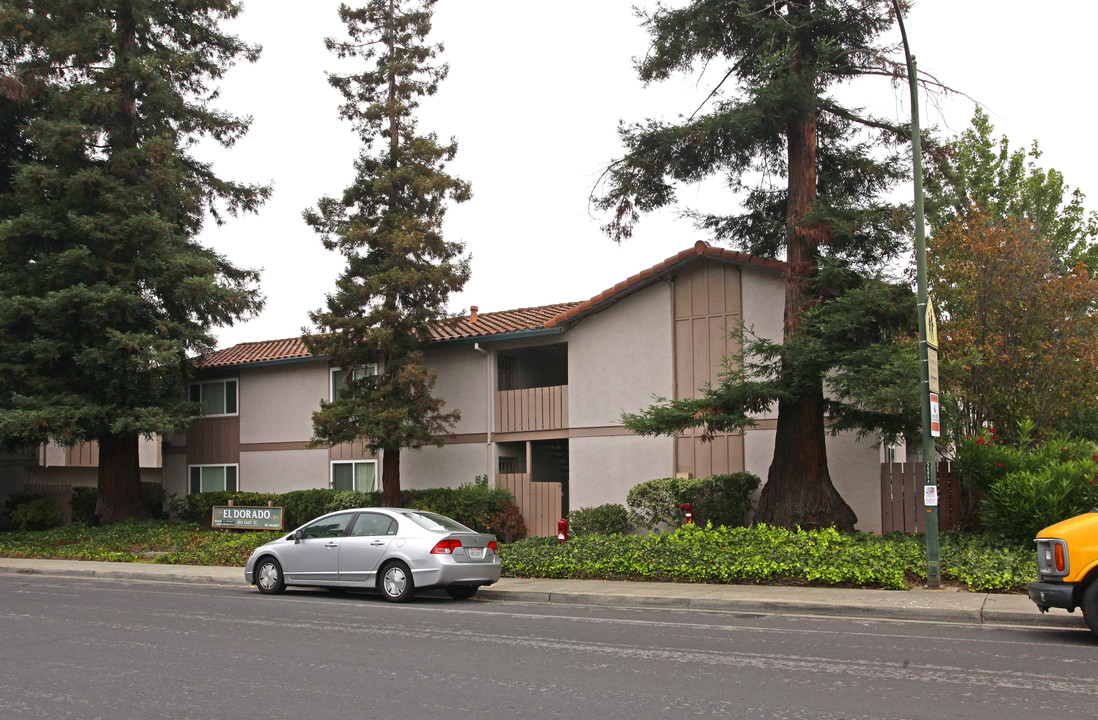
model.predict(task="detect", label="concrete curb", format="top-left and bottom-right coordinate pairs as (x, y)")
top-left (0, 558), bottom-right (1087, 631)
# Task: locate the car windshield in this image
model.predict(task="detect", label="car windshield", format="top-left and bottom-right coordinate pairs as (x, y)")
top-left (399, 511), bottom-right (473, 533)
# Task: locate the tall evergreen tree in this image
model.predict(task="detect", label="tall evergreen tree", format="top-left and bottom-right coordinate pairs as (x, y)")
top-left (595, 1), bottom-right (914, 530)
top-left (0, 2), bottom-right (268, 523)
top-left (303, 0), bottom-right (470, 507)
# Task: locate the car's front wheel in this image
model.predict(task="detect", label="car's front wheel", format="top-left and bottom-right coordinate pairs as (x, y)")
top-left (255, 557), bottom-right (285, 595)
top-left (379, 561), bottom-right (415, 603)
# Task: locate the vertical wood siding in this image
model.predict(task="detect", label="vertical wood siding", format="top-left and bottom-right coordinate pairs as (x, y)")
top-left (64, 442), bottom-right (99, 467)
top-left (497, 472), bottom-right (562, 538)
top-left (495, 386), bottom-right (568, 433)
top-left (673, 262), bottom-right (745, 477)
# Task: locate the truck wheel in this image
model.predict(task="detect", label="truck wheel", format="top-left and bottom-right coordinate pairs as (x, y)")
top-left (1082, 581), bottom-right (1098, 637)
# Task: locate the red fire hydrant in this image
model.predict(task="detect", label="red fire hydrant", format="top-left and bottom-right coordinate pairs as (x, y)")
top-left (557, 518), bottom-right (569, 544)
top-left (679, 502), bottom-right (694, 525)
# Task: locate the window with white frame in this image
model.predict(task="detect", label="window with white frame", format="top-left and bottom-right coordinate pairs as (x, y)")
top-left (331, 460), bottom-right (377, 492)
top-left (189, 379), bottom-right (238, 416)
top-left (330, 365), bottom-right (378, 402)
top-left (189, 465), bottom-right (238, 494)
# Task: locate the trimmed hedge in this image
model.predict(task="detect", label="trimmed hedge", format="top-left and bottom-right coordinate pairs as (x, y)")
top-left (568, 504), bottom-right (632, 536)
top-left (626, 473), bottom-right (761, 531)
top-left (4, 492), bottom-right (63, 531)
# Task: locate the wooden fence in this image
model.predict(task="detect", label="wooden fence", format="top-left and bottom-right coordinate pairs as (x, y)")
top-left (497, 472), bottom-right (562, 539)
top-left (880, 461), bottom-right (964, 534)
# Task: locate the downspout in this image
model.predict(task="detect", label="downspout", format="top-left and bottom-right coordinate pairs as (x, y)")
top-left (474, 342), bottom-right (493, 484)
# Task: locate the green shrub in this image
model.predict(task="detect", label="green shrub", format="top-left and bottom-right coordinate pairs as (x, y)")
top-left (626, 473), bottom-right (761, 531)
top-left (956, 423), bottom-right (1098, 542)
top-left (568, 504), bottom-right (632, 536)
top-left (5, 492), bottom-right (63, 531)
top-left (71, 487), bottom-right (98, 525)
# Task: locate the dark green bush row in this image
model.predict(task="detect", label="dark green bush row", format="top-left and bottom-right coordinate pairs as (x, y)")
top-left (500, 524), bottom-right (1037, 592)
top-left (568, 504), bottom-right (632, 536)
top-left (69, 484), bottom-right (167, 526)
top-left (168, 481), bottom-right (526, 540)
top-left (626, 473), bottom-right (761, 531)
top-left (3, 492), bottom-right (63, 531)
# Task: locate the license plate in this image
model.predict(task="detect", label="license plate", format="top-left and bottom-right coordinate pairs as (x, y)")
top-left (467, 547), bottom-right (484, 560)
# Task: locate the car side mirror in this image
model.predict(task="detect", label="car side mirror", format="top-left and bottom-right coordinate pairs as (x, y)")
top-left (293, 529), bottom-right (304, 543)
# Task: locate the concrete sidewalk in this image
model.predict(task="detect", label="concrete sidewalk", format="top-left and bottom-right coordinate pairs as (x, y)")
top-left (0, 557), bottom-right (1087, 631)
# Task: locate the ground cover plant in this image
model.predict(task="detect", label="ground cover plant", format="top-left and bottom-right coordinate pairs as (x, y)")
top-left (0, 521), bottom-right (1036, 593)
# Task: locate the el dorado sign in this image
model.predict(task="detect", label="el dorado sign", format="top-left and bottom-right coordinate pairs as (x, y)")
top-left (212, 505), bottom-right (284, 531)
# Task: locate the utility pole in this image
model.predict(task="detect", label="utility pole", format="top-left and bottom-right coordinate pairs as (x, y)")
top-left (893, 1), bottom-right (941, 588)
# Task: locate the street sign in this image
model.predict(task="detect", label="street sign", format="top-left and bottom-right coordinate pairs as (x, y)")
top-left (927, 346), bottom-right (939, 394)
top-left (929, 392), bottom-right (940, 438)
top-left (925, 297), bottom-right (938, 349)
top-left (212, 506), bottom-right (284, 531)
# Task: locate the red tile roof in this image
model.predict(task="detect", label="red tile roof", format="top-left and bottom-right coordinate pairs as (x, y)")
top-left (198, 303), bottom-right (581, 369)
top-left (198, 242), bottom-right (783, 369)
top-left (429, 303), bottom-right (579, 342)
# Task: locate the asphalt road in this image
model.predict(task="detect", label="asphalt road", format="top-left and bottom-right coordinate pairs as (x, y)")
top-left (1, 575), bottom-right (1095, 720)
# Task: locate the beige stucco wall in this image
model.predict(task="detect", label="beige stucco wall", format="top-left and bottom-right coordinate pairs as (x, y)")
top-left (239, 361), bottom-right (328, 445)
top-left (241, 449), bottom-right (329, 494)
top-left (826, 432), bottom-right (883, 534)
top-left (423, 345), bottom-right (490, 435)
top-left (744, 427), bottom-right (882, 533)
top-left (567, 283), bottom-right (674, 428)
top-left (741, 266), bottom-right (785, 346)
top-left (569, 434), bottom-right (674, 510)
top-left (401, 442), bottom-right (489, 490)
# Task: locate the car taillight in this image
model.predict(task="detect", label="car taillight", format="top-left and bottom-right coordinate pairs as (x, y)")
top-left (1055, 542), bottom-right (1066, 572)
top-left (487, 541), bottom-right (498, 554)
top-left (431, 538), bottom-right (463, 554)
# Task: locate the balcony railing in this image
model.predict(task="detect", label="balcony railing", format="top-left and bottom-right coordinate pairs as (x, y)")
top-left (495, 385), bottom-right (568, 433)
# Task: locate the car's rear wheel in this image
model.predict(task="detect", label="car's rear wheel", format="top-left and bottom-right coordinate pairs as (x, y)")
top-left (255, 557), bottom-right (285, 595)
top-left (446, 585), bottom-right (479, 600)
top-left (379, 561), bottom-right (414, 603)
top-left (1082, 580), bottom-right (1098, 636)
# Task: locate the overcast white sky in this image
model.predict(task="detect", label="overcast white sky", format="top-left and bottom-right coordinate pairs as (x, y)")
top-left (197, 0), bottom-right (1098, 349)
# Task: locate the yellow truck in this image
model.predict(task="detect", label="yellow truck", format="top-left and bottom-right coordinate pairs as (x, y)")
top-left (1028, 511), bottom-right (1098, 635)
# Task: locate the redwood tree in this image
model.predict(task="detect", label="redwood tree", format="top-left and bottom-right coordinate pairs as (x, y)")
top-left (0, 2), bottom-right (267, 523)
top-left (303, 0), bottom-right (470, 507)
top-left (597, 1), bottom-right (914, 530)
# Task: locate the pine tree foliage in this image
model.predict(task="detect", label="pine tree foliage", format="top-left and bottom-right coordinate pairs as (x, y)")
top-left (595, 1), bottom-right (918, 530)
top-left (303, 0), bottom-right (470, 507)
top-left (0, 1), bottom-right (268, 523)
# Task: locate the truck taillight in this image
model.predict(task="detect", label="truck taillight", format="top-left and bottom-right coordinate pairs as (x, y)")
top-left (431, 539), bottom-right (463, 554)
top-left (1055, 543), bottom-right (1066, 572)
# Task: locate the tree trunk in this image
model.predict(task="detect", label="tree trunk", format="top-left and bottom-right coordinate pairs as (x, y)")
top-left (95, 431), bottom-right (150, 524)
top-left (381, 447), bottom-right (401, 507)
top-left (753, 105), bottom-right (857, 532)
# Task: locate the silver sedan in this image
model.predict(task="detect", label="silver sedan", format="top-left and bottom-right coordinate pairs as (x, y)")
top-left (244, 508), bottom-right (501, 602)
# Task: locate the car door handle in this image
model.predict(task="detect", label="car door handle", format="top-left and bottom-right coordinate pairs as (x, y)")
top-left (370, 541), bottom-right (386, 546)
top-left (325, 543), bottom-right (339, 549)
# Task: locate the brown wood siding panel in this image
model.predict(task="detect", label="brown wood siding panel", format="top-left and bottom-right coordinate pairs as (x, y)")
top-left (494, 386), bottom-right (566, 433)
top-left (186, 416), bottom-right (240, 465)
top-left (329, 442), bottom-right (377, 461)
top-left (675, 319), bottom-right (693, 399)
top-left (65, 442), bottom-right (99, 467)
top-left (674, 433), bottom-right (744, 478)
top-left (497, 473), bottom-right (561, 538)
